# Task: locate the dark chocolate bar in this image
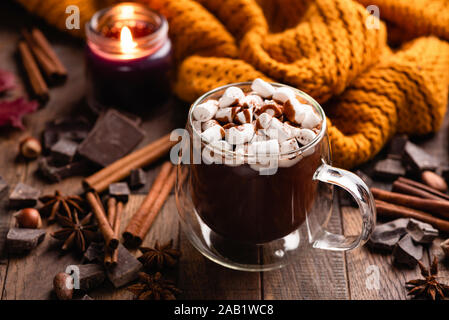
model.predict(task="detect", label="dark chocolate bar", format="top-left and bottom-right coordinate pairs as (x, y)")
top-left (387, 134), bottom-right (408, 160)
top-left (39, 157), bottom-right (90, 182)
top-left (50, 138), bottom-right (78, 165)
top-left (128, 169), bottom-right (147, 190)
top-left (6, 228), bottom-right (46, 253)
top-left (403, 141), bottom-right (439, 172)
top-left (406, 218), bottom-right (438, 244)
top-left (368, 218), bottom-right (409, 251)
top-left (108, 182), bottom-right (130, 203)
top-left (393, 234), bottom-right (423, 268)
top-left (374, 158), bottom-right (406, 180)
top-left (106, 244), bottom-right (142, 288)
top-left (9, 183), bottom-right (41, 208)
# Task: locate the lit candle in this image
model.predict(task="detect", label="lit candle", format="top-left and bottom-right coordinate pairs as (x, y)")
top-left (85, 3), bottom-right (172, 112)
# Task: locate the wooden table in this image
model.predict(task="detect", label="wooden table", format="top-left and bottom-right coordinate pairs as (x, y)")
top-left (1, 1), bottom-right (448, 300)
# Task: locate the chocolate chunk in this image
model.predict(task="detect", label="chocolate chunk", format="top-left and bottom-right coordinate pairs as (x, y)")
top-left (403, 141), bottom-right (439, 172)
top-left (106, 244), bottom-right (142, 288)
top-left (39, 157), bottom-right (90, 182)
top-left (387, 134), bottom-right (408, 159)
top-left (78, 110), bottom-right (145, 167)
top-left (0, 176), bottom-right (9, 200)
top-left (374, 158), bottom-right (406, 180)
top-left (83, 241), bottom-right (105, 263)
top-left (74, 264), bottom-right (105, 291)
top-left (6, 228), bottom-right (46, 253)
top-left (43, 117), bottom-right (92, 151)
top-left (406, 218), bottom-right (438, 244)
top-left (80, 294), bottom-right (94, 300)
top-left (393, 234), bottom-right (423, 268)
top-left (128, 169), bottom-right (147, 190)
top-left (50, 138), bottom-right (79, 165)
top-left (108, 182), bottom-right (130, 203)
top-left (9, 183), bottom-right (41, 208)
top-left (368, 218), bottom-right (409, 251)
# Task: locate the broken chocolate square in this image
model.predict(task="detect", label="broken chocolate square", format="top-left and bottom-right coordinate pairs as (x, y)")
top-left (374, 158), bottom-right (406, 180)
top-left (128, 169), bottom-right (147, 190)
top-left (74, 264), bottom-right (105, 291)
top-left (43, 117), bottom-right (92, 151)
top-left (368, 218), bottom-right (409, 251)
top-left (403, 141), bottom-right (439, 172)
top-left (0, 176), bottom-right (8, 200)
top-left (106, 244), bottom-right (142, 288)
top-left (406, 219), bottom-right (438, 244)
top-left (9, 183), bottom-right (41, 208)
top-left (393, 234), bottom-right (423, 268)
top-left (83, 241), bottom-right (105, 263)
top-left (78, 110), bottom-right (145, 167)
top-left (39, 157), bottom-right (90, 182)
top-left (108, 182), bottom-right (130, 203)
top-left (6, 228), bottom-right (46, 253)
top-left (50, 138), bottom-right (79, 165)
top-left (387, 134), bottom-right (408, 160)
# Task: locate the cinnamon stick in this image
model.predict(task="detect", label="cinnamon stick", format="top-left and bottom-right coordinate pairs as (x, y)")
top-left (107, 197), bottom-right (117, 226)
top-left (18, 41), bottom-right (49, 102)
top-left (375, 200), bottom-right (449, 232)
top-left (392, 181), bottom-right (443, 201)
top-left (112, 201), bottom-right (123, 264)
top-left (31, 28), bottom-right (67, 78)
top-left (83, 133), bottom-right (178, 193)
top-left (371, 188), bottom-right (449, 220)
top-left (123, 161), bottom-right (173, 247)
top-left (396, 177), bottom-right (449, 201)
top-left (86, 192), bottom-right (118, 249)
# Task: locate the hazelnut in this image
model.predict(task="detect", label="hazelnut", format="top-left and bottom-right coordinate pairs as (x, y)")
top-left (19, 137), bottom-right (42, 159)
top-left (14, 208), bottom-right (42, 229)
top-left (53, 272), bottom-right (74, 300)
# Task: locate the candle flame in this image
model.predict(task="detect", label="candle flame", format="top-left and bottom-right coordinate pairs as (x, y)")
top-left (120, 26), bottom-right (137, 53)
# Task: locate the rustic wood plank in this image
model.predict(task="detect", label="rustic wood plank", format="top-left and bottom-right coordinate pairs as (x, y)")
top-left (342, 205), bottom-right (429, 299)
top-left (263, 199), bottom-right (349, 299)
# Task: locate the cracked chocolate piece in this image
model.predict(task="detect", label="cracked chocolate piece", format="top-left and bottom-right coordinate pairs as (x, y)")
top-left (9, 183), bottom-right (41, 208)
top-left (108, 182), bottom-right (130, 203)
top-left (106, 244), bottom-right (142, 288)
top-left (6, 228), bottom-right (46, 253)
top-left (387, 134), bottom-right (408, 160)
top-left (43, 117), bottom-right (92, 151)
top-left (374, 158), bottom-right (406, 180)
top-left (0, 176), bottom-right (8, 200)
top-left (50, 138), bottom-right (79, 165)
top-left (403, 141), bottom-right (439, 172)
top-left (73, 264), bottom-right (105, 291)
top-left (128, 169), bottom-right (147, 190)
top-left (393, 234), bottom-right (423, 268)
top-left (78, 110), bottom-right (145, 167)
top-left (39, 157), bottom-right (90, 182)
top-left (368, 218), bottom-right (409, 251)
top-left (83, 241), bottom-right (105, 263)
top-left (406, 218), bottom-right (438, 244)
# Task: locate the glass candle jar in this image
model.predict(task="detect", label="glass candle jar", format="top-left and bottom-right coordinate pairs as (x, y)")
top-left (85, 3), bottom-right (172, 112)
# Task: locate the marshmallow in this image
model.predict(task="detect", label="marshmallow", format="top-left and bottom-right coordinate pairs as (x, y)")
top-left (215, 106), bottom-right (241, 123)
top-left (234, 107), bottom-right (254, 124)
top-left (202, 119), bottom-right (220, 132)
top-left (201, 124), bottom-right (225, 143)
top-left (255, 100), bottom-right (284, 118)
top-left (251, 78), bottom-right (275, 98)
top-left (202, 140), bottom-right (233, 164)
top-left (193, 100), bottom-right (218, 121)
top-left (240, 94), bottom-right (263, 109)
top-left (225, 123), bottom-right (255, 145)
top-left (264, 117), bottom-right (291, 143)
top-left (297, 128), bottom-right (316, 146)
top-left (280, 138), bottom-right (299, 156)
top-left (284, 122), bottom-right (301, 138)
top-left (283, 99), bottom-right (307, 125)
top-left (249, 139), bottom-right (280, 157)
top-left (301, 107), bottom-right (321, 129)
top-left (251, 130), bottom-right (269, 143)
top-left (255, 112), bottom-right (273, 129)
top-left (218, 86), bottom-right (245, 108)
top-left (273, 87), bottom-right (296, 104)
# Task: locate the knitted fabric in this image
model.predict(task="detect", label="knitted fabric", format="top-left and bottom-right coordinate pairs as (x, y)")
top-left (16, 0), bottom-right (449, 168)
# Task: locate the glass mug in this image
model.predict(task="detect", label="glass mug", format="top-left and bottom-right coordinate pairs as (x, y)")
top-left (175, 82), bottom-right (376, 271)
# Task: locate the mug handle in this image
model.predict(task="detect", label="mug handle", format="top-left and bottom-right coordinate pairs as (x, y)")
top-left (312, 163), bottom-right (376, 251)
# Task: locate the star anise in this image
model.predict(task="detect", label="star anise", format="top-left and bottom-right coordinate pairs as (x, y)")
top-left (138, 240), bottom-right (181, 271)
top-left (51, 210), bottom-right (97, 252)
top-left (406, 256), bottom-right (449, 300)
top-left (40, 190), bottom-right (85, 221)
top-left (126, 272), bottom-right (181, 300)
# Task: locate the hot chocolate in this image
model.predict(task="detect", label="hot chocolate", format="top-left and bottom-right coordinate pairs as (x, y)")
top-left (189, 79), bottom-right (323, 244)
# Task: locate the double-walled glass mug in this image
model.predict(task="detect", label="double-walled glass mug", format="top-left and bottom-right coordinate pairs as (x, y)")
top-left (175, 82), bottom-right (376, 271)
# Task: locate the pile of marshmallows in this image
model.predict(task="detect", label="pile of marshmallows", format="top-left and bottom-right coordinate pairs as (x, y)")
top-left (191, 79), bottom-right (321, 171)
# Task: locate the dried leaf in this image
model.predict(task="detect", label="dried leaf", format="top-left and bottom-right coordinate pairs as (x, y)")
top-left (0, 98), bottom-right (38, 129)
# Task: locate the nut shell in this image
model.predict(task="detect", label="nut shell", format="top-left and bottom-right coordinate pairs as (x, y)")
top-left (421, 170), bottom-right (448, 192)
top-left (19, 137), bottom-right (42, 159)
top-left (14, 208), bottom-right (42, 229)
top-left (53, 272), bottom-right (74, 300)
